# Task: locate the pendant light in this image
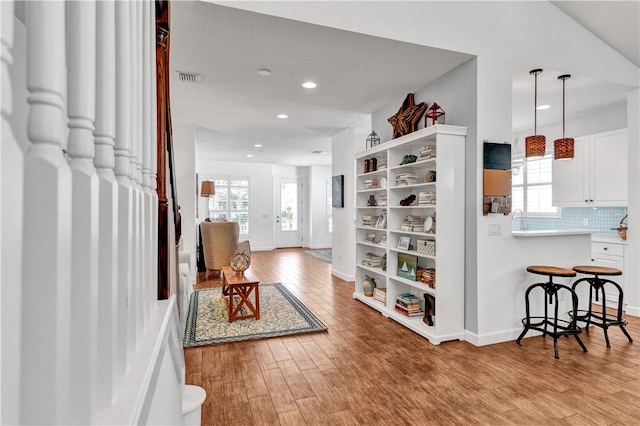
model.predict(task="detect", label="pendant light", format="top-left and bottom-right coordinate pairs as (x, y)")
top-left (554, 74), bottom-right (574, 160)
top-left (525, 69), bottom-right (546, 158)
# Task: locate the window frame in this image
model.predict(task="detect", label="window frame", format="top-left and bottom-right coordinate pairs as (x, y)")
top-left (206, 176), bottom-right (251, 236)
top-left (512, 148), bottom-right (561, 219)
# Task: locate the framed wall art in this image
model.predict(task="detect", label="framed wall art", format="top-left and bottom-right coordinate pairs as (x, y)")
top-left (332, 175), bottom-right (344, 208)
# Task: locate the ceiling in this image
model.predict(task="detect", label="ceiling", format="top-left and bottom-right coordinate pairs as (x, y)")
top-left (170, 1), bottom-right (639, 167)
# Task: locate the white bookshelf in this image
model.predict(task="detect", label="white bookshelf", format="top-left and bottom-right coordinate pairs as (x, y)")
top-left (353, 125), bottom-right (467, 344)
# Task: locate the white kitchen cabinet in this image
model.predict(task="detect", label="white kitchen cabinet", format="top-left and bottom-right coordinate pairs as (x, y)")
top-left (590, 241), bottom-right (626, 308)
top-left (553, 129), bottom-right (627, 207)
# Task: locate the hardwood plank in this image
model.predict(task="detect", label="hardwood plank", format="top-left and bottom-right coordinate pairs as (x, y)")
top-left (187, 248), bottom-right (640, 426)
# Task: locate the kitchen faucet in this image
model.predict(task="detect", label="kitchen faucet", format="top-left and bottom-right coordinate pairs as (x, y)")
top-left (512, 209), bottom-right (525, 231)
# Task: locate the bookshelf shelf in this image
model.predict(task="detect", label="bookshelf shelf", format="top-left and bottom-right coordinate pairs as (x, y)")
top-left (353, 125), bottom-right (466, 345)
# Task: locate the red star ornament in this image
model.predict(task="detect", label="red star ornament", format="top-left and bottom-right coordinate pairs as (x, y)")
top-left (388, 93), bottom-right (428, 139)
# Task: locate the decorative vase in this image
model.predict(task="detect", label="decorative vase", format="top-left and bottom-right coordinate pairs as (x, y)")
top-left (363, 275), bottom-right (376, 297)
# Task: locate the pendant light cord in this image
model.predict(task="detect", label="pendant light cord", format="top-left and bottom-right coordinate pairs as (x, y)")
top-left (534, 73), bottom-right (538, 135)
top-left (558, 74), bottom-right (570, 139)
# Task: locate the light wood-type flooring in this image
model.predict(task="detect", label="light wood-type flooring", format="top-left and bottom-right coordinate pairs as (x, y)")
top-left (185, 248), bottom-right (640, 425)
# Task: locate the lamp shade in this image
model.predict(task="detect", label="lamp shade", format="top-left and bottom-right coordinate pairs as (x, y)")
top-left (553, 74), bottom-right (574, 160)
top-left (525, 69), bottom-right (546, 158)
top-left (200, 181), bottom-right (215, 197)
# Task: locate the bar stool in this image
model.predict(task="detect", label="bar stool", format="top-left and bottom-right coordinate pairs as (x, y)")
top-left (571, 265), bottom-right (633, 348)
top-left (516, 265), bottom-right (587, 359)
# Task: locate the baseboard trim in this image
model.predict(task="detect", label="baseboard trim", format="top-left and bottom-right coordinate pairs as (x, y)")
top-left (625, 304), bottom-right (640, 317)
top-left (464, 327), bottom-right (524, 346)
top-left (331, 269), bottom-right (354, 282)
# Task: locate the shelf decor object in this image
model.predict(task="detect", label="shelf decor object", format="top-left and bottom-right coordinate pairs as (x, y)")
top-left (387, 93), bottom-right (429, 139)
top-left (525, 69), bottom-right (546, 158)
top-left (366, 130), bottom-right (381, 149)
top-left (425, 102), bottom-right (445, 126)
top-left (553, 74), bottom-right (574, 160)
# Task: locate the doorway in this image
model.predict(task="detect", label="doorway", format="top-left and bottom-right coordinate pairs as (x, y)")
top-left (275, 178), bottom-right (303, 248)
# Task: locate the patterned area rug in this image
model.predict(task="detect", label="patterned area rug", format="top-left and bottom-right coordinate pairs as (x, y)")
top-left (183, 283), bottom-right (327, 347)
top-left (303, 249), bottom-right (332, 264)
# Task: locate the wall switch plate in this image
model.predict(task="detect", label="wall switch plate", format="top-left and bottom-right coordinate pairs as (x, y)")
top-left (488, 224), bottom-right (501, 235)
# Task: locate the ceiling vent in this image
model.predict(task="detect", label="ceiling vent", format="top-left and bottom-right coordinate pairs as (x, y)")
top-left (176, 71), bottom-right (202, 83)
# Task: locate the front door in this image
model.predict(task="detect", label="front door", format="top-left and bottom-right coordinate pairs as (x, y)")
top-left (275, 178), bottom-right (302, 248)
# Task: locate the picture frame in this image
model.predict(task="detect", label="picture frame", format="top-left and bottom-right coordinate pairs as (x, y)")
top-left (331, 175), bottom-right (344, 208)
top-left (375, 210), bottom-right (387, 229)
top-left (397, 236), bottom-right (411, 250)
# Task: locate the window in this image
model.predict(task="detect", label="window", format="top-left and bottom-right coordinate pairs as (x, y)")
top-left (208, 177), bottom-right (250, 235)
top-left (512, 152), bottom-right (559, 217)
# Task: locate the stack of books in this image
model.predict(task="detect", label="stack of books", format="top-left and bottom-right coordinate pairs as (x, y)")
top-left (395, 293), bottom-right (424, 317)
top-left (361, 252), bottom-right (383, 268)
top-left (418, 192), bottom-right (436, 206)
top-left (400, 215), bottom-right (425, 232)
top-left (363, 179), bottom-right (379, 189)
top-left (362, 215), bottom-right (378, 227)
top-left (376, 195), bottom-right (388, 206)
top-left (395, 173), bottom-right (417, 186)
top-left (373, 287), bottom-right (386, 305)
top-left (418, 145), bottom-right (436, 160)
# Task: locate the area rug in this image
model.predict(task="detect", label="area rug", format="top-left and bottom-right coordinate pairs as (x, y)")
top-left (303, 249), bottom-right (332, 264)
top-left (183, 283), bottom-right (327, 347)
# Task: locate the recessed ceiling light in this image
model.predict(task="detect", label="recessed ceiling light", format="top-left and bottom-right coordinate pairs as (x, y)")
top-left (302, 81), bottom-right (317, 89)
top-left (257, 68), bottom-right (272, 76)
top-left (246, 154), bottom-right (254, 158)
top-left (277, 114), bottom-right (288, 119)
top-left (536, 104), bottom-right (551, 110)
top-left (254, 144), bottom-right (262, 148)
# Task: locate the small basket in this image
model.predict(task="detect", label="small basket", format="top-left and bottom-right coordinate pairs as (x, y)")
top-left (417, 239), bottom-right (435, 256)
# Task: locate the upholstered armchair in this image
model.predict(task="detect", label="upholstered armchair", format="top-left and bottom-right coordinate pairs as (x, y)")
top-left (200, 221), bottom-right (245, 275)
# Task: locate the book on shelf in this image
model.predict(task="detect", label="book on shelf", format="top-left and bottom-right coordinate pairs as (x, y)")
top-left (394, 306), bottom-right (425, 317)
top-left (362, 252), bottom-right (383, 267)
top-left (373, 287), bottom-right (386, 304)
top-left (362, 215), bottom-right (378, 227)
top-left (395, 173), bottom-right (417, 186)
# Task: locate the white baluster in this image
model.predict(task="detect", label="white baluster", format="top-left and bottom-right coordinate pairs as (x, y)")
top-left (127, 0), bottom-right (140, 351)
top-left (94, 0), bottom-right (118, 410)
top-left (22, 1), bottom-right (72, 423)
top-left (142, 0), bottom-right (154, 321)
top-left (66, 2), bottom-right (98, 422)
top-left (1, 2), bottom-right (22, 423)
top-left (115, 0), bottom-right (133, 374)
top-left (135, 0), bottom-right (145, 339)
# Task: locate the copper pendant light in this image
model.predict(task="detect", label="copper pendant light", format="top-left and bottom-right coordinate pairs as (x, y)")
top-left (525, 69), bottom-right (546, 158)
top-left (554, 74), bottom-right (574, 160)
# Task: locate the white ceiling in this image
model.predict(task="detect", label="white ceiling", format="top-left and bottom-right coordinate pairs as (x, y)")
top-left (170, 1), bottom-right (639, 167)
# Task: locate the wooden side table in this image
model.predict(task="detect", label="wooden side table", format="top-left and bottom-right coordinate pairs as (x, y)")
top-left (221, 266), bottom-right (260, 322)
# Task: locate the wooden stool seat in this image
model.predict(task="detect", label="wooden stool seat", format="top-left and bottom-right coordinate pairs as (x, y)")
top-left (517, 265), bottom-right (586, 358)
top-left (526, 265), bottom-right (576, 277)
top-left (572, 265), bottom-right (622, 276)
top-left (571, 265), bottom-right (632, 348)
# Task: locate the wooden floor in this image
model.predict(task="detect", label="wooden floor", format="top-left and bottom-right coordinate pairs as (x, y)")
top-left (185, 248), bottom-right (640, 425)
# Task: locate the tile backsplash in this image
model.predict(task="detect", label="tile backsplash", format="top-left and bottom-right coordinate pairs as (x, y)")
top-left (513, 207), bottom-right (627, 239)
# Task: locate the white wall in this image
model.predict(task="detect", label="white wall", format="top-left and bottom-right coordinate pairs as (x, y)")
top-left (308, 165), bottom-right (332, 249)
top-left (173, 123), bottom-right (197, 281)
top-left (233, 1), bottom-right (640, 343)
top-left (330, 128), bottom-right (356, 281)
top-left (198, 160), bottom-right (276, 251)
top-left (514, 100), bottom-right (628, 143)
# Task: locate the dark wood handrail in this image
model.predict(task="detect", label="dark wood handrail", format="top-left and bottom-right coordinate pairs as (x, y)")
top-left (155, 0), bottom-right (180, 300)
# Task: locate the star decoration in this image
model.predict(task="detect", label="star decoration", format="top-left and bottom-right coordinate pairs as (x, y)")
top-left (388, 93), bottom-right (428, 139)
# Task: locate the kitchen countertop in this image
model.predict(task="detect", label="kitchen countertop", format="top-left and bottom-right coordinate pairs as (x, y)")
top-left (591, 236), bottom-right (628, 244)
top-left (512, 229), bottom-right (596, 237)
